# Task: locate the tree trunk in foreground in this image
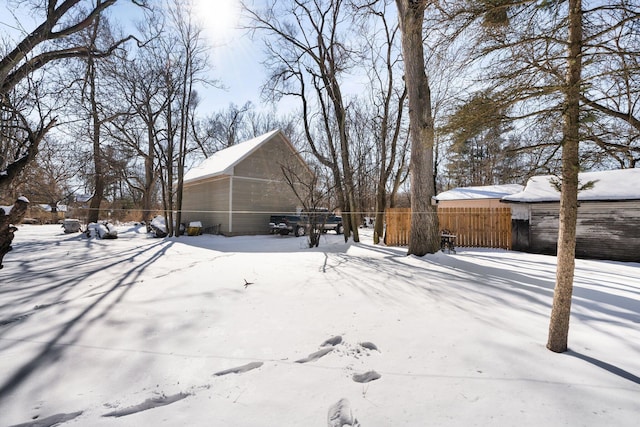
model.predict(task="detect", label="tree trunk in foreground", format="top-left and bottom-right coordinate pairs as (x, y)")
top-left (396, 0), bottom-right (439, 256)
top-left (547, 0), bottom-right (582, 353)
top-left (0, 198), bottom-right (29, 269)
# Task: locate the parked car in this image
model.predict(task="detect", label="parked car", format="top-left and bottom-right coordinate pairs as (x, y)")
top-left (321, 215), bottom-right (343, 234)
top-left (269, 213), bottom-right (343, 236)
top-left (269, 215), bottom-right (307, 237)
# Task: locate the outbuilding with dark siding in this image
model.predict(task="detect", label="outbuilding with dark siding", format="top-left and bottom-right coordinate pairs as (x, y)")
top-left (502, 168), bottom-right (640, 262)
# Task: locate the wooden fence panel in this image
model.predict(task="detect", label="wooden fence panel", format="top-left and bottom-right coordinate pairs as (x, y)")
top-left (384, 207), bottom-right (412, 246)
top-left (385, 207), bottom-right (512, 249)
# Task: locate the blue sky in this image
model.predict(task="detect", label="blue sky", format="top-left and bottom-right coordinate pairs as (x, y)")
top-left (191, 0), bottom-right (272, 114)
top-left (106, 0), bottom-right (273, 114)
top-left (0, 0), bottom-right (274, 116)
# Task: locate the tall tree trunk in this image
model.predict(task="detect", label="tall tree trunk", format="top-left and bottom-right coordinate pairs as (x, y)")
top-left (174, 76), bottom-right (189, 238)
top-left (173, 4), bottom-right (198, 238)
top-left (373, 186), bottom-right (386, 244)
top-left (375, 84), bottom-right (407, 245)
top-left (328, 60), bottom-right (360, 243)
top-left (396, 0), bottom-right (439, 256)
top-left (547, 0), bottom-right (582, 353)
top-left (142, 114), bottom-right (155, 225)
top-left (87, 56), bottom-right (104, 224)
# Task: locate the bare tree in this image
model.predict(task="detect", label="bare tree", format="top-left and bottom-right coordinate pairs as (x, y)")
top-left (0, 0), bottom-right (140, 189)
top-left (243, 0), bottom-right (361, 242)
top-left (77, 13), bottom-right (117, 223)
top-left (0, 86), bottom-right (56, 194)
top-left (395, 0), bottom-right (440, 256)
top-left (281, 162), bottom-right (335, 248)
top-left (0, 0), bottom-right (141, 266)
top-left (115, 0), bottom-right (209, 237)
top-left (354, 0), bottom-right (409, 244)
top-left (106, 11), bottom-right (169, 225)
top-left (199, 102), bottom-right (255, 153)
top-left (10, 137), bottom-right (78, 220)
top-left (579, 4), bottom-right (640, 168)
top-left (172, 0), bottom-right (209, 238)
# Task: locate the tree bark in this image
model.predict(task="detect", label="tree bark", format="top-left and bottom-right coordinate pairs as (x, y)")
top-left (396, 0), bottom-right (439, 256)
top-left (0, 198), bottom-right (29, 269)
top-left (244, 1), bottom-right (362, 243)
top-left (0, 1), bottom-right (134, 199)
top-left (142, 111), bottom-right (156, 225)
top-left (87, 54), bottom-right (105, 224)
top-left (547, 0), bottom-right (582, 353)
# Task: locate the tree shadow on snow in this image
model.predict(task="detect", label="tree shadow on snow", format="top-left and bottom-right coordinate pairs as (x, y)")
top-left (323, 243), bottom-right (640, 340)
top-left (168, 232), bottom-right (353, 254)
top-left (321, 244), bottom-right (640, 383)
top-left (451, 251), bottom-right (640, 327)
top-left (566, 350), bottom-right (640, 386)
top-left (0, 234), bottom-right (175, 400)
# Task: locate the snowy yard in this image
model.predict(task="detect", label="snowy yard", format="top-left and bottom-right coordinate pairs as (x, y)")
top-left (0, 224), bottom-right (639, 426)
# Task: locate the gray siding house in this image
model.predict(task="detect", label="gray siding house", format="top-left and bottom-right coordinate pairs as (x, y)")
top-left (182, 130), bottom-right (311, 236)
top-left (502, 168), bottom-right (640, 262)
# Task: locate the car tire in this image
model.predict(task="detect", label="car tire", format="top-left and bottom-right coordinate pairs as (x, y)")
top-left (295, 225), bottom-right (306, 237)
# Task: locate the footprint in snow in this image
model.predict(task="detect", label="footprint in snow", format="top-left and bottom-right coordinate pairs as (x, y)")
top-left (359, 341), bottom-right (379, 352)
top-left (213, 361), bottom-right (264, 376)
top-left (352, 370), bottom-right (381, 383)
top-left (328, 398), bottom-right (360, 427)
top-left (295, 346), bottom-right (334, 363)
top-left (8, 411), bottom-right (83, 427)
top-left (321, 335), bottom-right (342, 346)
top-left (102, 393), bottom-right (189, 418)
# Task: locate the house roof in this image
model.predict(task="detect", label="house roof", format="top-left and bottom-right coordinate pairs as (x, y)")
top-left (436, 184), bottom-right (524, 201)
top-left (39, 204), bottom-right (68, 212)
top-left (502, 168), bottom-right (640, 203)
top-left (184, 129), bottom-right (283, 184)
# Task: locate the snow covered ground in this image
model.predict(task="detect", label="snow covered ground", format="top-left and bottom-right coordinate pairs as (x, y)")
top-left (1, 224), bottom-right (639, 426)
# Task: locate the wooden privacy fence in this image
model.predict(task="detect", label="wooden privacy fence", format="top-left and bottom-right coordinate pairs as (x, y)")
top-left (385, 207), bottom-right (512, 249)
top-left (384, 208), bottom-right (412, 246)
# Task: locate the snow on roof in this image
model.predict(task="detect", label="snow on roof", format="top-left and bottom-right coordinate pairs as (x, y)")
top-left (39, 204), bottom-right (68, 212)
top-left (436, 184), bottom-right (524, 201)
top-left (503, 168), bottom-right (640, 203)
top-left (184, 129), bottom-right (281, 184)
top-left (1, 197), bottom-right (30, 215)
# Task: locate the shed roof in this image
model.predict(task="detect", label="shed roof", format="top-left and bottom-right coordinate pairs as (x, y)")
top-left (436, 184), bottom-right (524, 201)
top-left (184, 129), bottom-right (283, 184)
top-left (502, 168), bottom-right (640, 203)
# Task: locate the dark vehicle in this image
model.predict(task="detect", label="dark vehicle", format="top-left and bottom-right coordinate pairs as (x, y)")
top-left (321, 215), bottom-right (343, 234)
top-left (269, 215), bottom-right (306, 237)
top-left (269, 213), bottom-right (343, 237)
